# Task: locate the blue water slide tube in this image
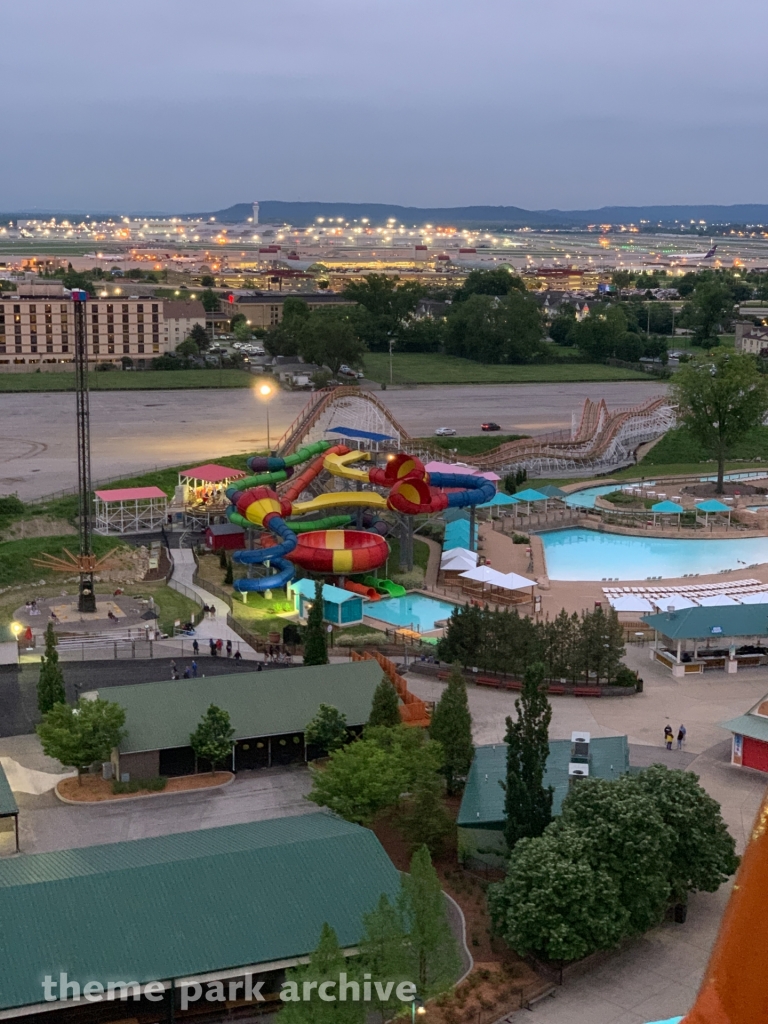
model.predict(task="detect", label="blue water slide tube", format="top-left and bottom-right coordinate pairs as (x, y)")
top-left (428, 472), bottom-right (496, 508)
top-left (231, 516), bottom-right (298, 592)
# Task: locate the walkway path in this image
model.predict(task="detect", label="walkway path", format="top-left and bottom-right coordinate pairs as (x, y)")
top-left (168, 548), bottom-right (260, 658)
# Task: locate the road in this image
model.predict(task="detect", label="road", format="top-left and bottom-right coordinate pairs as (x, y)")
top-left (0, 380), bottom-right (665, 500)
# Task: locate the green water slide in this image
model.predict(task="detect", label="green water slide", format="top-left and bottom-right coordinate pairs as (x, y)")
top-left (363, 576), bottom-right (407, 597)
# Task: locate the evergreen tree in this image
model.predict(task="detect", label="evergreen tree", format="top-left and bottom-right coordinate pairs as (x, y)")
top-left (303, 579), bottom-right (329, 665)
top-left (400, 845), bottom-right (460, 995)
top-left (429, 663), bottom-right (473, 794)
top-left (218, 547), bottom-right (228, 569)
top-left (503, 661), bottom-right (553, 849)
top-left (37, 622), bottom-right (66, 714)
top-left (223, 557), bottom-right (234, 585)
top-left (367, 676), bottom-right (401, 729)
top-left (279, 922), bottom-right (364, 1024)
top-left (305, 703), bottom-right (349, 754)
top-left (401, 767), bottom-right (454, 856)
top-left (359, 894), bottom-right (411, 1023)
top-left (190, 704), bottom-right (235, 772)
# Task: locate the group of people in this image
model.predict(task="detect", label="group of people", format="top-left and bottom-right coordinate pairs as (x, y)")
top-left (190, 637), bottom-right (239, 658)
top-left (202, 604), bottom-right (217, 620)
top-left (170, 659), bottom-right (199, 680)
top-left (24, 600), bottom-right (40, 616)
top-left (664, 724), bottom-right (687, 750)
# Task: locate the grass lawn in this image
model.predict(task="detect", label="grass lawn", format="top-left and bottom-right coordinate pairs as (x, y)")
top-left (0, 369), bottom-right (257, 392)
top-left (423, 434), bottom-right (528, 456)
top-left (0, 535), bottom-right (126, 588)
top-left (121, 583), bottom-right (200, 636)
top-left (362, 352), bottom-right (650, 385)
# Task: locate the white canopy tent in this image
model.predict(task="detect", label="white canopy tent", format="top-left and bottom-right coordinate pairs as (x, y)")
top-left (697, 594), bottom-right (740, 607)
top-left (650, 595), bottom-right (698, 611)
top-left (737, 591), bottom-right (768, 604)
top-left (440, 548), bottom-right (478, 571)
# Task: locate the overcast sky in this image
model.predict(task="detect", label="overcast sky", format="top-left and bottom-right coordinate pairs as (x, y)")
top-left (4, 0), bottom-right (767, 212)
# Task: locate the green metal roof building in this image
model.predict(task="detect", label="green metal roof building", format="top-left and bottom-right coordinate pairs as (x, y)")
top-left (0, 813), bottom-right (401, 1019)
top-left (96, 660), bottom-right (382, 779)
top-left (457, 736), bottom-right (630, 867)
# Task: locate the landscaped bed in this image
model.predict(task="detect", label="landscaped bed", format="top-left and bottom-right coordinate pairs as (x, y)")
top-left (56, 771), bottom-right (233, 802)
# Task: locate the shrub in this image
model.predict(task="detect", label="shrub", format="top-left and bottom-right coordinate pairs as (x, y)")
top-left (613, 665), bottom-right (638, 687)
top-left (389, 568), bottom-right (425, 589)
top-left (512, 533), bottom-right (529, 544)
top-left (0, 495), bottom-right (25, 517)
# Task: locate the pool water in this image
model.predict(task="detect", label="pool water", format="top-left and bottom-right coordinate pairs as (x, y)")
top-left (565, 471), bottom-right (766, 509)
top-left (541, 528), bottom-right (768, 581)
top-left (365, 594), bottom-right (457, 631)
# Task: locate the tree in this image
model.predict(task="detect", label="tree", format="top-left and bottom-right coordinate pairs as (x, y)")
top-left (680, 276), bottom-right (735, 345)
top-left (559, 776), bottom-right (673, 935)
top-left (303, 579), bottom-right (329, 665)
top-left (670, 349), bottom-right (768, 491)
top-left (399, 845), bottom-right (460, 995)
top-left (548, 309), bottom-right (576, 346)
top-left (367, 676), bottom-right (401, 729)
top-left (189, 703), bottom-right (235, 772)
top-left (569, 305), bottom-right (628, 361)
top-left (488, 825), bottom-right (628, 961)
top-left (634, 765), bottom-right (738, 904)
top-left (305, 703), bottom-right (349, 755)
top-left (429, 664), bottom-right (473, 795)
top-left (359, 894), bottom-right (411, 1022)
top-left (342, 274), bottom-right (424, 352)
top-left (37, 697), bottom-right (126, 785)
top-left (400, 767), bottom-right (454, 856)
top-left (233, 319), bottom-right (253, 343)
top-left (37, 622), bottom-right (65, 714)
top-left (445, 291), bottom-right (543, 364)
top-left (503, 662), bottom-right (553, 849)
top-left (308, 726), bottom-right (443, 825)
top-left (223, 557), bottom-right (234, 585)
top-left (453, 268), bottom-right (526, 300)
top-left (298, 311), bottom-right (366, 377)
top-left (278, 921), bottom-right (364, 1024)
top-left (611, 269), bottom-right (633, 299)
top-left (199, 288), bottom-right (220, 312)
top-left (175, 337), bottom-right (199, 358)
top-left (188, 322), bottom-right (210, 352)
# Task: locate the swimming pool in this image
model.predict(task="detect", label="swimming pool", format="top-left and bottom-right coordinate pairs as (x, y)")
top-left (541, 528), bottom-right (768, 581)
top-left (365, 594), bottom-right (457, 631)
top-left (565, 471), bottom-right (767, 509)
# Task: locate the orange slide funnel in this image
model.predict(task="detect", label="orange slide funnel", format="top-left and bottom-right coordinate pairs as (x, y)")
top-left (343, 580), bottom-right (381, 601)
top-left (682, 790), bottom-right (768, 1024)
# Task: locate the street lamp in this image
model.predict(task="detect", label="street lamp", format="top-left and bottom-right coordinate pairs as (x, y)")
top-left (411, 997), bottom-right (426, 1022)
top-left (257, 382), bottom-right (274, 451)
top-left (10, 622), bottom-right (22, 639)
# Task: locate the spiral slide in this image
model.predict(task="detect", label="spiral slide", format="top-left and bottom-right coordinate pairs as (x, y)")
top-left (226, 448), bottom-right (496, 593)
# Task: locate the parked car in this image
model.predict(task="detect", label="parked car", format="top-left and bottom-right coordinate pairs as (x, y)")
top-left (339, 365), bottom-right (364, 378)
top-left (435, 427), bottom-right (457, 436)
top-left (481, 422), bottom-right (501, 431)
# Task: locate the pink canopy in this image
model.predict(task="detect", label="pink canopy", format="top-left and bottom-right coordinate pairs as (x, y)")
top-left (95, 486), bottom-right (166, 502)
top-left (180, 464), bottom-right (246, 483)
top-left (424, 461), bottom-right (500, 482)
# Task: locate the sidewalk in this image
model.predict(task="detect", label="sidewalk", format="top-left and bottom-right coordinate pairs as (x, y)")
top-left (169, 549), bottom-right (261, 659)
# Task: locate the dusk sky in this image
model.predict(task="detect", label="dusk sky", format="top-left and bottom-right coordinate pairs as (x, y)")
top-left (4, 0), bottom-right (767, 213)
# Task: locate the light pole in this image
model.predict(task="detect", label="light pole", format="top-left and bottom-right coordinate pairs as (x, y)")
top-left (388, 334), bottom-right (395, 385)
top-left (258, 382), bottom-right (273, 451)
top-left (411, 996), bottom-right (426, 1023)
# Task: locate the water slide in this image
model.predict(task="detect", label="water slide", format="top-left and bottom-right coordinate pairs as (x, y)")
top-left (227, 448), bottom-right (496, 592)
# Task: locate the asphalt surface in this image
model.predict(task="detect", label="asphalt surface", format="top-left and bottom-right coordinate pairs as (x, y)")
top-left (1, 381), bottom-right (665, 500)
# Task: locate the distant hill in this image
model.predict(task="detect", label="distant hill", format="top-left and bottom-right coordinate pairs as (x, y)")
top-left (203, 201), bottom-right (559, 227)
top-left (203, 201), bottom-right (768, 228)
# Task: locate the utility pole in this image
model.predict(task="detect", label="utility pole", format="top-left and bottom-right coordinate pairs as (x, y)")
top-left (72, 289), bottom-right (96, 612)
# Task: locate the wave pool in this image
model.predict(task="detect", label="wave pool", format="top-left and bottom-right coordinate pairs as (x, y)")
top-left (540, 528), bottom-right (768, 581)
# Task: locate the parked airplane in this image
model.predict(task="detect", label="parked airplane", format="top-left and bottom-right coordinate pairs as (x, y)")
top-left (655, 244), bottom-right (718, 264)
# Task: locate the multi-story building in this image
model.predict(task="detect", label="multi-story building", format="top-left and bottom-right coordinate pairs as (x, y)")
top-left (0, 291), bottom-right (169, 369)
top-left (162, 299), bottom-right (206, 350)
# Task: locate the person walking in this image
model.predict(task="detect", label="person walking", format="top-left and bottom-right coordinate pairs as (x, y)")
top-left (170, 659), bottom-right (177, 679)
top-left (226, 639), bottom-right (232, 658)
top-left (677, 724), bottom-right (687, 750)
top-left (664, 725), bottom-right (674, 750)
top-left (183, 666), bottom-right (191, 679)
top-left (233, 649), bottom-right (242, 661)
top-left (191, 659), bottom-right (198, 678)
top-left (192, 638), bottom-right (199, 656)
top-left (209, 638), bottom-right (216, 657)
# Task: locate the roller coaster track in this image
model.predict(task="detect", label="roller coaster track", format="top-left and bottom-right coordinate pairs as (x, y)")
top-left (275, 388), bottom-right (675, 478)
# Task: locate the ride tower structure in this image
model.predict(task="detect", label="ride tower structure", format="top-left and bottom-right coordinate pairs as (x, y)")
top-left (72, 289), bottom-right (96, 612)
